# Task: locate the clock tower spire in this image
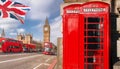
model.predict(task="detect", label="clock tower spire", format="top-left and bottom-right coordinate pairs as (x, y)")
top-left (43, 17), bottom-right (50, 42)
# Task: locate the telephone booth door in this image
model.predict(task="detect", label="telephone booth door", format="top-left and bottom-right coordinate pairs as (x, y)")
top-left (83, 16), bottom-right (109, 69)
top-left (63, 4), bottom-right (81, 69)
top-left (81, 2), bottom-right (110, 69)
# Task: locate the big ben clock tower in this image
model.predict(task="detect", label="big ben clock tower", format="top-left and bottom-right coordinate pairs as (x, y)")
top-left (43, 17), bottom-right (50, 42)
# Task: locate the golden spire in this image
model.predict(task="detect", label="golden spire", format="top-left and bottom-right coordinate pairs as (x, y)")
top-left (45, 17), bottom-right (49, 25)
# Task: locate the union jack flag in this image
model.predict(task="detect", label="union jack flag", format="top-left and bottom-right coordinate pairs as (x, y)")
top-left (0, 0), bottom-right (30, 24)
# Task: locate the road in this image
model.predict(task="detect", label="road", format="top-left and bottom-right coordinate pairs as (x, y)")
top-left (0, 53), bottom-right (56, 69)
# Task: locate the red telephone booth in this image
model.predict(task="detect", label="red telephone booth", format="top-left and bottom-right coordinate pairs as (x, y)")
top-left (63, 2), bottom-right (110, 69)
top-left (63, 4), bottom-right (81, 69)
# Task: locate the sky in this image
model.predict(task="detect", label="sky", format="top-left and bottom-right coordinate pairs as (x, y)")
top-left (0, 0), bottom-right (63, 45)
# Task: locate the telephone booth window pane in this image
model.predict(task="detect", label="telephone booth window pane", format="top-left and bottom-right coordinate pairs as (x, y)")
top-left (88, 24), bottom-right (100, 29)
top-left (87, 44), bottom-right (100, 49)
top-left (88, 31), bottom-right (101, 36)
top-left (87, 38), bottom-right (100, 43)
top-left (88, 17), bottom-right (100, 23)
top-left (87, 51), bottom-right (94, 56)
top-left (87, 58), bottom-right (94, 63)
top-left (84, 51), bottom-right (94, 56)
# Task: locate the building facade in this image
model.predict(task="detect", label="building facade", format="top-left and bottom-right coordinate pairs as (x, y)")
top-left (17, 33), bottom-right (42, 51)
top-left (17, 33), bottom-right (32, 44)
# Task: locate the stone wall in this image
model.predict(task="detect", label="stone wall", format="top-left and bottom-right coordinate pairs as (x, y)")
top-left (56, 37), bottom-right (63, 69)
top-left (116, 0), bottom-right (120, 59)
top-left (113, 61), bottom-right (120, 69)
top-left (112, 0), bottom-right (120, 69)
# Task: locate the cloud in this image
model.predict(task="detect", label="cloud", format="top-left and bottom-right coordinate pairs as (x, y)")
top-left (32, 22), bottom-right (44, 29)
top-left (13, 0), bottom-right (63, 21)
top-left (17, 28), bottom-right (25, 33)
top-left (33, 37), bottom-right (41, 42)
top-left (0, 18), bottom-right (20, 30)
top-left (12, 0), bottom-right (30, 5)
top-left (0, 18), bottom-right (21, 38)
top-left (50, 16), bottom-right (62, 45)
top-left (9, 32), bottom-right (17, 36)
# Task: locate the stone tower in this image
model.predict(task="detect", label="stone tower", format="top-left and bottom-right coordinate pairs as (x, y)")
top-left (17, 33), bottom-right (24, 41)
top-left (25, 34), bottom-right (32, 44)
top-left (17, 33), bottom-right (32, 44)
top-left (1, 29), bottom-right (5, 37)
top-left (43, 17), bottom-right (50, 42)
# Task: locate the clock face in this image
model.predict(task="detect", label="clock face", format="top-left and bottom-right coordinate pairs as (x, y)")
top-left (44, 27), bottom-right (48, 31)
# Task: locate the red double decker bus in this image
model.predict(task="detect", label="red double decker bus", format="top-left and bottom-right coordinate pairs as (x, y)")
top-left (43, 42), bottom-right (53, 55)
top-left (0, 38), bottom-right (23, 53)
top-left (23, 44), bottom-right (36, 52)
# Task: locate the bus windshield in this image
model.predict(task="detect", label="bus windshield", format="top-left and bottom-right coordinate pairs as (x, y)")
top-left (45, 47), bottom-right (51, 52)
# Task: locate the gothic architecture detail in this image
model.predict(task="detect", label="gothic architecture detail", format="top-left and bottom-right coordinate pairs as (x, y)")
top-left (43, 17), bottom-right (50, 42)
top-left (1, 29), bottom-right (5, 37)
top-left (17, 33), bottom-right (32, 44)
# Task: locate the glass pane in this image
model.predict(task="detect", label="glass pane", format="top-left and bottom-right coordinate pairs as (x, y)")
top-left (88, 17), bottom-right (100, 23)
top-left (88, 31), bottom-right (101, 36)
top-left (88, 24), bottom-right (100, 29)
top-left (84, 51), bottom-right (94, 56)
top-left (87, 44), bottom-right (100, 49)
top-left (87, 58), bottom-right (93, 63)
top-left (87, 38), bottom-right (100, 43)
